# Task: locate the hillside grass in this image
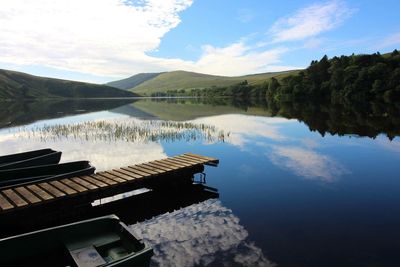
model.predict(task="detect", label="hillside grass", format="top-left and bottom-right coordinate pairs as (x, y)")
top-left (130, 70), bottom-right (299, 95)
top-left (0, 69), bottom-right (137, 99)
top-left (106, 73), bottom-right (162, 90)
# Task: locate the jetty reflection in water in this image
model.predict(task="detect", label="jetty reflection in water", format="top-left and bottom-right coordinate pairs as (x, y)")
top-left (1, 98), bottom-right (400, 266)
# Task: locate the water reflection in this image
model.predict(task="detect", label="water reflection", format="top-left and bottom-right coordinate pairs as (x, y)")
top-left (130, 199), bottom-right (276, 267)
top-left (128, 98), bottom-right (400, 139)
top-left (268, 145), bottom-right (349, 182)
top-left (0, 99), bottom-right (134, 129)
top-left (0, 132), bottom-right (166, 171)
top-left (193, 115), bottom-right (290, 147)
top-left (1, 98), bottom-right (400, 266)
top-left (194, 114), bottom-right (350, 182)
top-left (13, 119), bottom-right (226, 144)
top-left (2, 98), bottom-right (400, 140)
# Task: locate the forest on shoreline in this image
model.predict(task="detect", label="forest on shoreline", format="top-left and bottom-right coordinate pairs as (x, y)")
top-left (151, 50), bottom-right (400, 103)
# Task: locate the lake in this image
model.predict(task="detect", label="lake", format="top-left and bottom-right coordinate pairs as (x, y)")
top-left (1, 98), bottom-right (400, 267)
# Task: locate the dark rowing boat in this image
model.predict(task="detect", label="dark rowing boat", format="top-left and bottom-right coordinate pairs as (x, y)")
top-left (0, 148), bottom-right (62, 170)
top-left (0, 215), bottom-right (153, 267)
top-left (0, 161), bottom-right (95, 187)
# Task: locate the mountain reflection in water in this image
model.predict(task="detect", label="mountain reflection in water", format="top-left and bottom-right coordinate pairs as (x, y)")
top-left (130, 199), bottom-right (276, 267)
top-left (1, 98), bottom-right (400, 266)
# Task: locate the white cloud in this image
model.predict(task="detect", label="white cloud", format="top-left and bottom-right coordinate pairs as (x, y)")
top-left (378, 32), bottom-right (400, 49)
top-left (0, 0), bottom-right (193, 77)
top-left (192, 43), bottom-right (296, 76)
top-left (269, 0), bottom-right (355, 43)
top-left (0, 0), bottom-right (303, 79)
top-left (0, 0), bottom-right (353, 80)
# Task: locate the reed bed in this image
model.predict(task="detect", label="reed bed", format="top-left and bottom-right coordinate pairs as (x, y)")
top-left (14, 120), bottom-right (228, 143)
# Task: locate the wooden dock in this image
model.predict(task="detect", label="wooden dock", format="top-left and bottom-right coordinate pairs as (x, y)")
top-left (0, 153), bottom-right (219, 216)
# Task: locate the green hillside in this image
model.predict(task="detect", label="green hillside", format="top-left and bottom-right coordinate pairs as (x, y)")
top-left (0, 69), bottom-right (137, 99)
top-left (106, 72), bottom-right (162, 90)
top-left (119, 70), bottom-right (298, 95)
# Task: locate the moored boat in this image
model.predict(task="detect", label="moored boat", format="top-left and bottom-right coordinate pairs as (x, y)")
top-left (0, 161), bottom-right (95, 187)
top-left (0, 215), bottom-right (153, 267)
top-left (0, 148), bottom-right (62, 170)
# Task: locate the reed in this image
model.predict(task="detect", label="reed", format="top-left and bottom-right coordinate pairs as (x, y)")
top-left (14, 119), bottom-right (228, 143)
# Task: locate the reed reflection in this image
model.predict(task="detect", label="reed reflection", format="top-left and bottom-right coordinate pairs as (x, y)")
top-left (12, 119), bottom-right (227, 144)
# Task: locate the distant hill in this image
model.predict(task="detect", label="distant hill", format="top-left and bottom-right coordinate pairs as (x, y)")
top-left (107, 72), bottom-right (163, 90)
top-left (108, 70), bottom-right (299, 95)
top-left (0, 69), bottom-right (137, 99)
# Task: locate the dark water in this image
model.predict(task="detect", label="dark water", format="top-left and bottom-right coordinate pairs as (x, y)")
top-left (1, 98), bottom-right (400, 267)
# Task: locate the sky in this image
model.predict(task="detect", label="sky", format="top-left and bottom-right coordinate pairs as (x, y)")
top-left (0, 0), bottom-right (399, 84)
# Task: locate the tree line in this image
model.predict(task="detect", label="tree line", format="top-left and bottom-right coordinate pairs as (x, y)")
top-left (151, 50), bottom-right (400, 103)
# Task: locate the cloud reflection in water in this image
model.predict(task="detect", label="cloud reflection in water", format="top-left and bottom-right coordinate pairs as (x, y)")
top-left (0, 132), bottom-right (166, 171)
top-left (130, 199), bottom-right (275, 267)
top-left (194, 114), bottom-right (350, 182)
top-left (268, 145), bottom-right (349, 182)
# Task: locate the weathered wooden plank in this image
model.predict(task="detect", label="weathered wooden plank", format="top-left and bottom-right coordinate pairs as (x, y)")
top-left (128, 165), bottom-right (158, 175)
top-left (145, 162), bottom-right (174, 172)
top-left (114, 168), bottom-right (143, 179)
top-left (151, 160), bottom-right (180, 170)
top-left (97, 172), bottom-right (127, 183)
top-left (184, 153), bottom-right (219, 164)
top-left (106, 170), bottom-right (136, 181)
top-left (50, 181), bottom-right (77, 195)
top-left (39, 183), bottom-right (66, 198)
top-left (164, 158), bottom-right (193, 168)
top-left (178, 155), bottom-right (207, 163)
top-left (0, 153), bottom-right (219, 214)
top-left (122, 167), bottom-right (151, 177)
top-left (170, 156), bottom-right (199, 166)
top-left (80, 176), bottom-right (107, 188)
top-left (0, 193), bottom-right (14, 211)
top-left (61, 179), bottom-right (88, 192)
top-left (89, 174), bottom-right (117, 185)
top-left (184, 152), bottom-right (216, 160)
top-left (2, 189), bottom-right (28, 207)
top-left (15, 187), bottom-right (41, 204)
top-left (137, 163), bottom-right (166, 174)
top-left (161, 158), bottom-right (191, 167)
top-left (27, 185), bottom-right (54, 200)
top-left (72, 177), bottom-right (99, 190)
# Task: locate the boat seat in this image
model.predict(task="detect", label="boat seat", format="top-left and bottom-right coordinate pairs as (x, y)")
top-left (64, 231), bottom-right (121, 251)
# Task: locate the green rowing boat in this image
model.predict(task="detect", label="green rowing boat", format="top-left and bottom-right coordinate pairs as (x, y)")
top-left (0, 215), bottom-right (153, 267)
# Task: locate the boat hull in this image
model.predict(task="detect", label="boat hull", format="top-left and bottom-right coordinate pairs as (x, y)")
top-left (0, 215), bottom-right (153, 267)
top-left (0, 161), bottom-right (96, 187)
top-left (0, 148), bottom-right (62, 170)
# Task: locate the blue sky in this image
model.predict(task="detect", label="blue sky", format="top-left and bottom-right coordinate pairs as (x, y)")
top-left (0, 0), bottom-right (399, 83)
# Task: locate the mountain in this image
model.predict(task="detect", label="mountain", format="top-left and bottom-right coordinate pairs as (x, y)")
top-left (108, 70), bottom-right (298, 95)
top-left (0, 69), bottom-right (137, 99)
top-left (107, 72), bottom-right (162, 90)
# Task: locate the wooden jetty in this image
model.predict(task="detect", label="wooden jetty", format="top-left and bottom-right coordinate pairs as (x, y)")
top-left (0, 153), bottom-right (219, 216)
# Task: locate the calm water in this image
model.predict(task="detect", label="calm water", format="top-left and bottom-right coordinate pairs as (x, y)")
top-left (1, 98), bottom-right (400, 267)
